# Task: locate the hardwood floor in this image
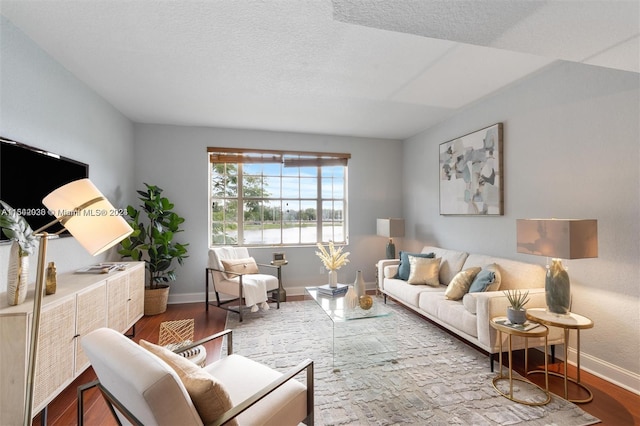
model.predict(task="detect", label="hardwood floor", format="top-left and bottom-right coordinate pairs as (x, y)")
top-left (35, 301), bottom-right (639, 426)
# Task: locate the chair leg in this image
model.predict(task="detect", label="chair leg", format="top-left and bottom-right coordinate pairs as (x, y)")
top-left (77, 380), bottom-right (100, 426)
top-left (238, 277), bottom-right (244, 322)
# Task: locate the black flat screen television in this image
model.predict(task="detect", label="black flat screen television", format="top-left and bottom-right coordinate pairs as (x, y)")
top-left (0, 137), bottom-right (89, 240)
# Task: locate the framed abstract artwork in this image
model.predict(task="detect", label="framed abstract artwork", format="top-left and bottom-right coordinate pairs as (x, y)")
top-left (439, 123), bottom-right (503, 215)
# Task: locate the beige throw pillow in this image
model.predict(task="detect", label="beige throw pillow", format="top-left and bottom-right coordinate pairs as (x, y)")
top-left (407, 256), bottom-right (441, 286)
top-left (139, 340), bottom-right (237, 426)
top-left (445, 267), bottom-right (482, 300)
top-left (220, 257), bottom-right (259, 278)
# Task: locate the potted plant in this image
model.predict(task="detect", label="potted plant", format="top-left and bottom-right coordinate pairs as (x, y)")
top-left (503, 289), bottom-right (530, 324)
top-left (118, 183), bottom-right (188, 315)
top-left (0, 201), bottom-right (37, 305)
top-left (315, 241), bottom-right (350, 288)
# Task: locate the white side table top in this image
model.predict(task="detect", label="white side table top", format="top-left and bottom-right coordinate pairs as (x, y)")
top-left (526, 308), bottom-right (594, 329)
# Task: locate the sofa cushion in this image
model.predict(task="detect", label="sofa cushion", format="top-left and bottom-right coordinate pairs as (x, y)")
top-left (444, 267), bottom-right (481, 300)
top-left (417, 292), bottom-right (478, 338)
top-left (205, 354), bottom-right (308, 426)
top-left (384, 278), bottom-right (440, 307)
top-left (407, 256), bottom-right (441, 286)
top-left (468, 263), bottom-right (501, 292)
top-left (395, 251), bottom-right (434, 280)
top-left (421, 246), bottom-right (469, 285)
top-left (140, 340), bottom-right (237, 426)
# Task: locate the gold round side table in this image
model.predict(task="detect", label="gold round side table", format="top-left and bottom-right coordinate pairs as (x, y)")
top-left (526, 308), bottom-right (594, 403)
top-left (490, 317), bottom-right (551, 406)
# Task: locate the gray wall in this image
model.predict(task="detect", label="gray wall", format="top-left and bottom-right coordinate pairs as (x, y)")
top-left (0, 16), bottom-right (135, 290)
top-left (133, 124), bottom-right (403, 302)
top-left (403, 61), bottom-right (639, 390)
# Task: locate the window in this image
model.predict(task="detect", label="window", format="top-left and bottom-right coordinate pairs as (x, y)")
top-left (209, 148), bottom-right (350, 246)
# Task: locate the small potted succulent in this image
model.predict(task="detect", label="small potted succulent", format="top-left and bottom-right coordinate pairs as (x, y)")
top-left (504, 289), bottom-right (530, 324)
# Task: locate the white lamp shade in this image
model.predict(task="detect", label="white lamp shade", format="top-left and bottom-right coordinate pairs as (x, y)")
top-left (516, 219), bottom-right (598, 259)
top-left (42, 179), bottom-right (133, 255)
top-left (377, 218), bottom-right (405, 238)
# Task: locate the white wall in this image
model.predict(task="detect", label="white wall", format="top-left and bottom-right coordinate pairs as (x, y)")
top-left (133, 124), bottom-right (403, 302)
top-left (403, 61), bottom-right (640, 391)
top-left (0, 16), bottom-right (135, 291)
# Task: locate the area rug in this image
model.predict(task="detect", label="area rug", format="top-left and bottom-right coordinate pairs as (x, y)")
top-left (224, 298), bottom-right (600, 426)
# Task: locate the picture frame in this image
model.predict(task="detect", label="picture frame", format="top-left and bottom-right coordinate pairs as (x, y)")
top-left (439, 123), bottom-right (503, 215)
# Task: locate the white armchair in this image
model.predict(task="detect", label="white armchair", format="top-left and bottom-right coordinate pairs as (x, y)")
top-left (206, 247), bottom-right (281, 321)
top-left (78, 327), bottom-right (314, 426)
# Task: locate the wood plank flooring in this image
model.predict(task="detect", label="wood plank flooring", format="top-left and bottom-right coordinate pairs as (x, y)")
top-left (34, 300), bottom-right (639, 426)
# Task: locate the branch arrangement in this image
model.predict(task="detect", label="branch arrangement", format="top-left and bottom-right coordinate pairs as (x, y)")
top-left (315, 242), bottom-right (350, 271)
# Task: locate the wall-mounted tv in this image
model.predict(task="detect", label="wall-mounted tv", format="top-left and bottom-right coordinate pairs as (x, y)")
top-left (0, 137), bottom-right (89, 240)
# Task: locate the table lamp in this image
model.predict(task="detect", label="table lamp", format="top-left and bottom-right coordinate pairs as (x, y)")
top-left (377, 218), bottom-right (404, 259)
top-left (23, 178), bottom-right (133, 425)
top-left (516, 219), bottom-right (597, 315)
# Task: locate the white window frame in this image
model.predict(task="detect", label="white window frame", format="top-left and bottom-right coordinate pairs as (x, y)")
top-left (208, 148), bottom-right (350, 247)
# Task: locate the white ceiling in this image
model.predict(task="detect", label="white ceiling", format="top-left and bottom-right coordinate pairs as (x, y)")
top-left (1, 0), bottom-right (638, 140)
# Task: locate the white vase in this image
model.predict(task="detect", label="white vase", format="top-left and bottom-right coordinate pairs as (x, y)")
top-left (7, 242), bottom-right (29, 306)
top-left (354, 270), bottom-right (366, 298)
top-left (345, 285), bottom-right (358, 309)
top-left (328, 270), bottom-right (338, 288)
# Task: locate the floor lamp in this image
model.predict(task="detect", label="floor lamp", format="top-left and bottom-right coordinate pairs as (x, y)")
top-left (23, 178), bottom-right (133, 426)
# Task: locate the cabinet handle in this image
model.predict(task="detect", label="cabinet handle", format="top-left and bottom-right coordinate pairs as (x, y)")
top-left (73, 334), bottom-right (80, 339)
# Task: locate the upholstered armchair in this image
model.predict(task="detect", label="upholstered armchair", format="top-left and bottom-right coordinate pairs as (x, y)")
top-left (206, 247), bottom-right (281, 321)
top-left (78, 327), bottom-right (314, 426)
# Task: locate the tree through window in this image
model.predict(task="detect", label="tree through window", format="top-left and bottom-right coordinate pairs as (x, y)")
top-left (208, 148), bottom-right (350, 246)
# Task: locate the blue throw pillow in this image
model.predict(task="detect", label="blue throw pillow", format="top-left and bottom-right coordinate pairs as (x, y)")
top-left (395, 251), bottom-right (435, 281)
top-left (469, 263), bottom-right (501, 293)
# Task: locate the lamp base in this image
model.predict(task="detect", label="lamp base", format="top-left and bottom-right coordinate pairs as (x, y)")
top-left (545, 259), bottom-right (570, 314)
top-left (385, 239), bottom-right (396, 259)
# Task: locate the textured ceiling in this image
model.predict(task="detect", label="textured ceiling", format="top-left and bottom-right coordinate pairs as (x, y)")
top-left (1, 0), bottom-right (638, 140)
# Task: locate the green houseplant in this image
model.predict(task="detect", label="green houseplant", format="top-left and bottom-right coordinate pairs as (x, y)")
top-left (118, 183), bottom-right (188, 315)
top-left (1, 200), bottom-right (37, 305)
top-left (503, 289), bottom-right (530, 325)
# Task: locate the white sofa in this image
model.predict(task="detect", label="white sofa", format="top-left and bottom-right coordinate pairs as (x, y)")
top-left (377, 246), bottom-right (564, 367)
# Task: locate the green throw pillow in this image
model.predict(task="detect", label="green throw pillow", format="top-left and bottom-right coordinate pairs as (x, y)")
top-left (395, 251), bottom-right (435, 281)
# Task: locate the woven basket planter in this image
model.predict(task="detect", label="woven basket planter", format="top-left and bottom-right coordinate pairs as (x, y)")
top-left (144, 286), bottom-right (170, 316)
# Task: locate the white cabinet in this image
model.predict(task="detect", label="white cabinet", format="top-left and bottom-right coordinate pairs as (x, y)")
top-left (0, 262), bottom-right (144, 425)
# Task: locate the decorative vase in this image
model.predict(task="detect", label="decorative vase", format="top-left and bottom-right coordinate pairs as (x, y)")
top-left (354, 270), bottom-right (365, 297)
top-left (345, 285), bottom-right (358, 309)
top-left (7, 242), bottom-right (29, 306)
top-left (328, 270), bottom-right (338, 288)
top-left (546, 259), bottom-right (570, 314)
top-left (359, 295), bottom-right (374, 310)
top-left (46, 261), bottom-right (57, 295)
top-left (507, 306), bottom-right (527, 324)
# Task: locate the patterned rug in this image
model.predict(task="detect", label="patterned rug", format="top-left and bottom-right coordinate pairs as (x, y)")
top-left (224, 298), bottom-right (600, 426)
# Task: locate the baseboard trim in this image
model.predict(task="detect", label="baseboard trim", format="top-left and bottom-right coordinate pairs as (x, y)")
top-left (567, 347), bottom-right (640, 396)
top-left (168, 285), bottom-right (640, 396)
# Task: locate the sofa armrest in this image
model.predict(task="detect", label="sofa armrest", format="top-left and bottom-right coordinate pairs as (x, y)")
top-left (377, 259), bottom-right (400, 290)
top-left (474, 288), bottom-right (547, 349)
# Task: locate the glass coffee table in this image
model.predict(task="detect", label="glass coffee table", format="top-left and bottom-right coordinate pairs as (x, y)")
top-left (304, 286), bottom-right (397, 372)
